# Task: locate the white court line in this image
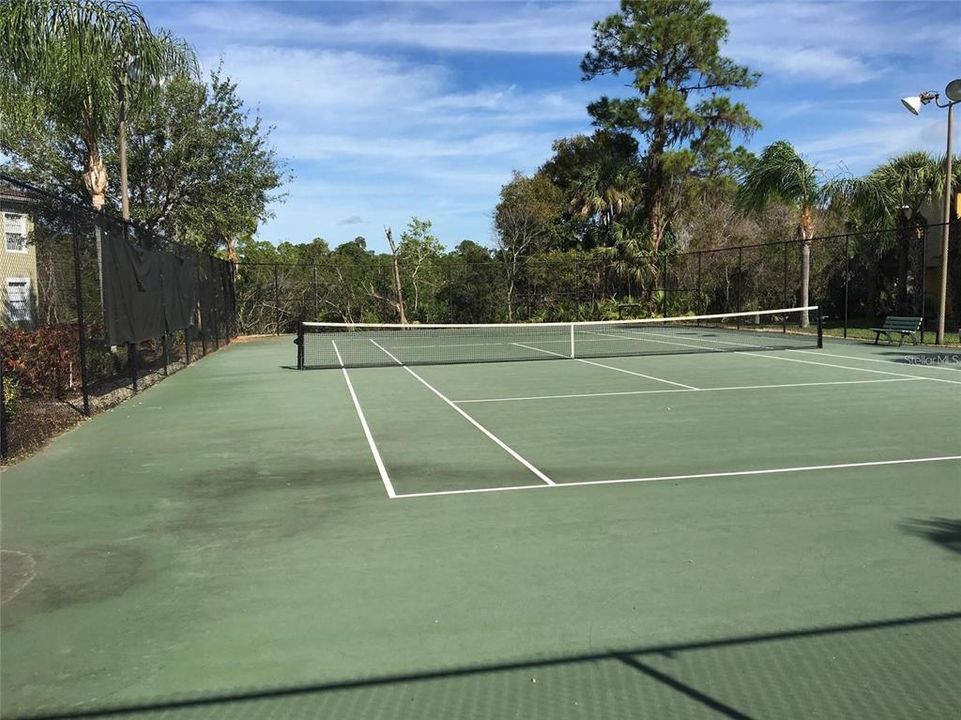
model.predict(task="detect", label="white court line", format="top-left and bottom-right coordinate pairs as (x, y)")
top-left (392, 455), bottom-right (961, 499)
top-left (792, 349), bottom-right (961, 374)
top-left (577, 358), bottom-right (699, 389)
top-left (512, 341), bottom-right (697, 390)
top-left (453, 377), bottom-right (920, 404)
top-left (585, 328), bottom-right (723, 354)
top-left (369, 339), bottom-right (555, 486)
top-left (332, 341), bottom-right (396, 498)
top-left (511, 341), bottom-right (568, 359)
top-left (747, 351), bottom-right (961, 385)
top-left (613, 327), bottom-right (961, 386)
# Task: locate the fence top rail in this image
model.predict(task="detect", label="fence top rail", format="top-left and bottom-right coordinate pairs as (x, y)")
top-left (0, 173), bottom-right (229, 263)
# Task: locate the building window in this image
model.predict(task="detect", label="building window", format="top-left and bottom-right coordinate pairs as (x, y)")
top-left (4, 213), bottom-right (28, 253)
top-left (6, 277), bottom-right (32, 322)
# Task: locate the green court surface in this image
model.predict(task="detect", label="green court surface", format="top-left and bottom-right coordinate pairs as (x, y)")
top-left (1, 335), bottom-right (959, 718)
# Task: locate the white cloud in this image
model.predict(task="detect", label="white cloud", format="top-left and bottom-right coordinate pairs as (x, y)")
top-left (141, 0), bottom-right (959, 250)
top-left (796, 113), bottom-right (950, 174)
top-left (165, 1), bottom-right (607, 55)
top-left (720, 1), bottom-right (958, 85)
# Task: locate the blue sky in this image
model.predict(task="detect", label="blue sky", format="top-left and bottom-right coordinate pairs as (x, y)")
top-left (142, 0), bottom-right (960, 252)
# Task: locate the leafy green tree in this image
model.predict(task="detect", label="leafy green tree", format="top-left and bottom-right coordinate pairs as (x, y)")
top-left (440, 241), bottom-right (504, 323)
top-left (736, 140), bottom-right (824, 325)
top-left (581, 0), bottom-right (759, 254)
top-left (398, 217), bottom-right (444, 320)
top-left (494, 172), bottom-right (565, 319)
top-left (127, 68), bottom-right (287, 256)
top-left (0, 0), bottom-right (196, 209)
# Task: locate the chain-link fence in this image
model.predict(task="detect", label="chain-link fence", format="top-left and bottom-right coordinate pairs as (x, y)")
top-left (0, 176), bottom-right (235, 461)
top-left (234, 221), bottom-right (958, 340)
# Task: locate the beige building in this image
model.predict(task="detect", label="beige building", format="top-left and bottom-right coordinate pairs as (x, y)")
top-left (1, 186), bottom-right (38, 327)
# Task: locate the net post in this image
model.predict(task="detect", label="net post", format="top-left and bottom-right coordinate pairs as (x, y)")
top-left (296, 322), bottom-right (305, 369)
top-left (569, 322), bottom-right (575, 359)
top-left (816, 307), bottom-right (823, 348)
top-left (70, 206), bottom-right (91, 416)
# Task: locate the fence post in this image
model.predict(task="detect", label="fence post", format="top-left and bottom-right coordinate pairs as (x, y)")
top-left (210, 255), bottom-right (220, 350)
top-left (736, 247), bottom-right (743, 329)
top-left (1, 353), bottom-right (8, 461)
top-left (662, 255), bottom-right (670, 318)
top-left (696, 251), bottom-right (703, 320)
top-left (197, 258), bottom-right (207, 356)
top-left (844, 233), bottom-right (850, 339)
top-left (129, 342), bottom-right (138, 393)
top-left (228, 261), bottom-right (236, 342)
top-left (71, 208), bottom-right (91, 415)
top-left (574, 258), bottom-right (580, 320)
top-left (448, 262), bottom-right (454, 322)
top-left (273, 263), bottom-right (280, 334)
top-left (782, 241), bottom-right (789, 333)
top-left (918, 227), bottom-right (926, 345)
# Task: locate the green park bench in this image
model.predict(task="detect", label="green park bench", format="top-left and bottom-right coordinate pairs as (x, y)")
top-left (871, 316), bottom-right (922, 346)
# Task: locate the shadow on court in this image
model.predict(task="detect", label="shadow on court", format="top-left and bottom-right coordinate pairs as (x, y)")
top-left (901, 517), bottom-right (961, 555)
top-left (10, 612), bottom-right (960, 720)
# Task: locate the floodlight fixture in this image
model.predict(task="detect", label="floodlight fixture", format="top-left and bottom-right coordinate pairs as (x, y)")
top-left (946, 79), bottom-right (961, 103)
top-left (900, 91), bottom-right (938, 115)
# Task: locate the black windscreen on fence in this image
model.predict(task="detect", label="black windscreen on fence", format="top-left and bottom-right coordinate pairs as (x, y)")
top-left (0, 175), bottom-right (236, 461)
top-left (102, 223), bottom-right (202, 345)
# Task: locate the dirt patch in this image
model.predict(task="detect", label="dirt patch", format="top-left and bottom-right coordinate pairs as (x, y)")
top-left (0, 543), bottom-right (147, 628)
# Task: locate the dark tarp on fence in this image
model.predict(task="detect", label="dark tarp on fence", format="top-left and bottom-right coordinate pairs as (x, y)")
top-left (162, 250), bottom-right (199, 333)
top-left (102, 230), bottom-right (199, 345)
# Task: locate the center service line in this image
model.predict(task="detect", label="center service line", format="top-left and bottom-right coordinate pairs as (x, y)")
top-left (369, 340), bottom-right (555, 487)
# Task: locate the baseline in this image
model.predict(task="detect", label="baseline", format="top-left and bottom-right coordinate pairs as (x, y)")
top-left (792, 349), bottom-right (961, 374)
top-left (392, 455), bottom-right (961, 499)
top-left (750, 351), bottom-right (961, 385)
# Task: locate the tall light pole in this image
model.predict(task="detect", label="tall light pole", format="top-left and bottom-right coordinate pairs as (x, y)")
top-left (901, 79), bottom-right (961, 345)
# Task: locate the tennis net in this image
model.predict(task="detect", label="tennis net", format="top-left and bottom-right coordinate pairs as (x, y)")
top-left (296, 306), bottom-right (822, 369)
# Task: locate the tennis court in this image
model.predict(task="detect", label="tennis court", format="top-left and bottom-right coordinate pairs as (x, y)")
top-left (2, 311), bottom-right (959, 718)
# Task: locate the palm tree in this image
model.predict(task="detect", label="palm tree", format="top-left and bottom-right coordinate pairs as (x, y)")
top-left (827, 151), bottom-right (960, 314)
top-left (592, 219), bottom-right (657, 307)
top-left (829, 151), bottom-right (949, 226)
top-left (0, 0), bottom-right (197, 212)
top-left (569, 162), bottom-right (641, 229)
top-left (736, 141), bottom-right (823, 326)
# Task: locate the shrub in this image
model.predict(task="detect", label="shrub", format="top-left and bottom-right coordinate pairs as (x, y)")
top-left (0, 324), bottom-right (81, 399)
